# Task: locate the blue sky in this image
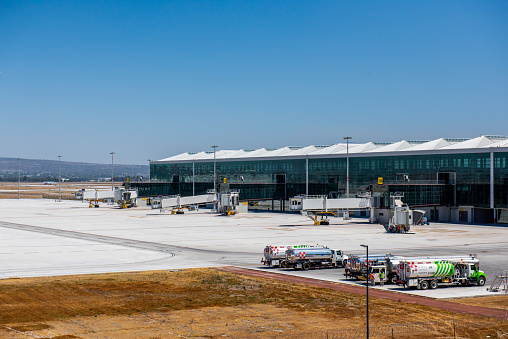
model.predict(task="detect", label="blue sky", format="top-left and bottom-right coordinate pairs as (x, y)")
top-left (1, 1), bottom-right (507, 164)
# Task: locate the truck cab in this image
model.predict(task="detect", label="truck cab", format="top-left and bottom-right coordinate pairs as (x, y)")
top-left (368, 265), bottom-right (387, 284)
top-left (331, 249), bottom-right (348, 267)
top-left (457, 262), bottom-right (486, 286)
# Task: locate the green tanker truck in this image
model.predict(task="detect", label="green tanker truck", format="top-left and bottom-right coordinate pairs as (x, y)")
top-left (396, 254), bottom-right (486, 289)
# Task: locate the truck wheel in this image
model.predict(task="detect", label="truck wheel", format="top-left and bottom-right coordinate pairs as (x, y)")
top-left (420, 280), bottom-right (429, 290)
top-left (302, 262), bottom-right (310, 270)
top-left (430, 280), bottom-right (438, 289)
top-left (280, 261), bottom-right (286, 268)
top-left (477, 276), bottom-right (486, 286)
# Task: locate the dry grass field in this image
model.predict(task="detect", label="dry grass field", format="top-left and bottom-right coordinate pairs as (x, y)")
top-left (0, 268), bottom-right (507, 338)
top-left (451, 295), bottom-right (508, 310)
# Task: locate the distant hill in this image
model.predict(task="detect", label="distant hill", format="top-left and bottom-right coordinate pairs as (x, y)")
top-left (0, 157), bottom-right (149, 182)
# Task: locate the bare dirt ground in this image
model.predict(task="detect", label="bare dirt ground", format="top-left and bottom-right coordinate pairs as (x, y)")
top-left (0, 268), bottom-right (507, 338)
top-left (0, 182), bottom-right (120, 199)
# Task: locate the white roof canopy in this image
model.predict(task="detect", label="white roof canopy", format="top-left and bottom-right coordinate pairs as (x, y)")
top-left (155, 136), bottom-right (508, 163)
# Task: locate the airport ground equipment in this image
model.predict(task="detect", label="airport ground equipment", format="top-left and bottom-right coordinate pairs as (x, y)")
top-left (261, 244), bottom-right (318, 267)
top-left (346, 254), bottom-right (399, 280)
top-left (488, 269), bottom-right (508, 292)
top-left (75, 188), bottom-right (137, 208)
top-left (284, 247), bottom-right (348, 270)
top-left (396, 254), bottom-right (486, 289)
top-left (385, 193), bottom-right (426, 233)
top-left (369, 256), bottom-right (470, 285)
top-left (151, 192), bottom-right (217, 213)
top-left (290, 194), bottom-right (371, 224)
top-left (114, 188), bottom-right (138, 208)
top-left (218, 191), bottom-right (243, 215)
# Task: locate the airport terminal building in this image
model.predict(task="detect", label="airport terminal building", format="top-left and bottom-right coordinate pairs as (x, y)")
top-left (132, 136), bottom-right (508, 224)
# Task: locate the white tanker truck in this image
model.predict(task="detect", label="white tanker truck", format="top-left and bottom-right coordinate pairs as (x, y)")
top-left (396, 254), bottom-right (486, 289)
top-left (284, 247), bottom-right (348, 270)
top-left (262, 245), bottom-right (318, 267)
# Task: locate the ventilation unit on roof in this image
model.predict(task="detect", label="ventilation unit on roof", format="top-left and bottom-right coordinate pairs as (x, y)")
top-left (444, 138), bottom-right (470, 142)
top-left (406, 140), bottom-right (428, 144)
top-left (485, 135), bottom-right (508, 140)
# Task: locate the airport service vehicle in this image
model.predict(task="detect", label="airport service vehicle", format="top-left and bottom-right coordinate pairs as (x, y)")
top-left (346, 254), bottom-right (397, 279)
top-left (284, 247), bottom-right (348, 270)
top-left (396, 255), bottom-right (486, 289)
top-left (262, 245), bottom-right (318, 267)
top-left (369, 256), bottom-right (461, 285)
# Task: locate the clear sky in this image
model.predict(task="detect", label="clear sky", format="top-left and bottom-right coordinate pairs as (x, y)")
top-left (1, 1), bottom-right (507, 164)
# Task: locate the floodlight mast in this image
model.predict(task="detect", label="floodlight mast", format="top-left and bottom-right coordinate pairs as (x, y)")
top-left (18, 158), bottom-right (20, 199)
top-left (110, 152), bottom-right (115, 191)
top-left (58, 155), bottom-right (62, 202)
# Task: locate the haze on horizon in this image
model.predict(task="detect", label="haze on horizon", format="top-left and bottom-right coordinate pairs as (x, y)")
top-left (1, 1), bottom-right (507, 165)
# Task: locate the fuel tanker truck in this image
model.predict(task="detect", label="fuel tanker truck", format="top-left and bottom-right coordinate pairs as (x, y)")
top-left (284, 247), bottom-right (348, 270)
top-left (346, 254), bottom-right (399, 280)
top-left (262, 245), bottom-right (318, 267)
top-left (396, 254), bottom-right (486, 289)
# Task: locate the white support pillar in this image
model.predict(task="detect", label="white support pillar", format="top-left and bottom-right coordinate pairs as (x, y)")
top-left (193, 162), bottom-right (195, 196)
top-left (490, 148), bottom-right (495, 221)
top-left (306, 158), bottom-right (309, 195)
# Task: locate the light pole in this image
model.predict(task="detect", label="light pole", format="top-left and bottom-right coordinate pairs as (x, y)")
top-left (344, 137), bottom-right (352, 197)
top-left (344, 137), bottom-right (352, 220)
top-left (212, 145), bottom-right (218, 192)
top-left (110, 152), bottom-right (115, 191)
top-left (17, 158), bottom-right (20, 199)
top-left (58, 155), bottom-right (62, 202)
top-left (360, 244), bottom-right (369, 339)
top-left (147, 159), bottom-right (152, 182)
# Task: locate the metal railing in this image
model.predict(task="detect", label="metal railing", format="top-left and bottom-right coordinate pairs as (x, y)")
top-left (488, 269), bottom-right (508, 292)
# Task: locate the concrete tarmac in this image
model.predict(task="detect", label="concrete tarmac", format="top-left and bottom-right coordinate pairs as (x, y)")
top-left (0, 199), bottom-right (506, 299)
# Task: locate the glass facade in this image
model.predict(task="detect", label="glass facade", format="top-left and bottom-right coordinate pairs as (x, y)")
top-left (132, 151), bottom-right (508, 209)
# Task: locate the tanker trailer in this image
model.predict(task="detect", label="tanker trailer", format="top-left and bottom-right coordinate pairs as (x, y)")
top-left (262, 244), bottom-right (318, 267)
top-left (397, 255), bottom-right (486, 289)
top-left (285, 247), bottom-right (347, 270)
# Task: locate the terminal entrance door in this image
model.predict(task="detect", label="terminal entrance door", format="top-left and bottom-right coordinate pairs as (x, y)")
top-left (459, 210), bottom-right (468, 222)
top-left (430, 209), bottom-right (439, 221)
